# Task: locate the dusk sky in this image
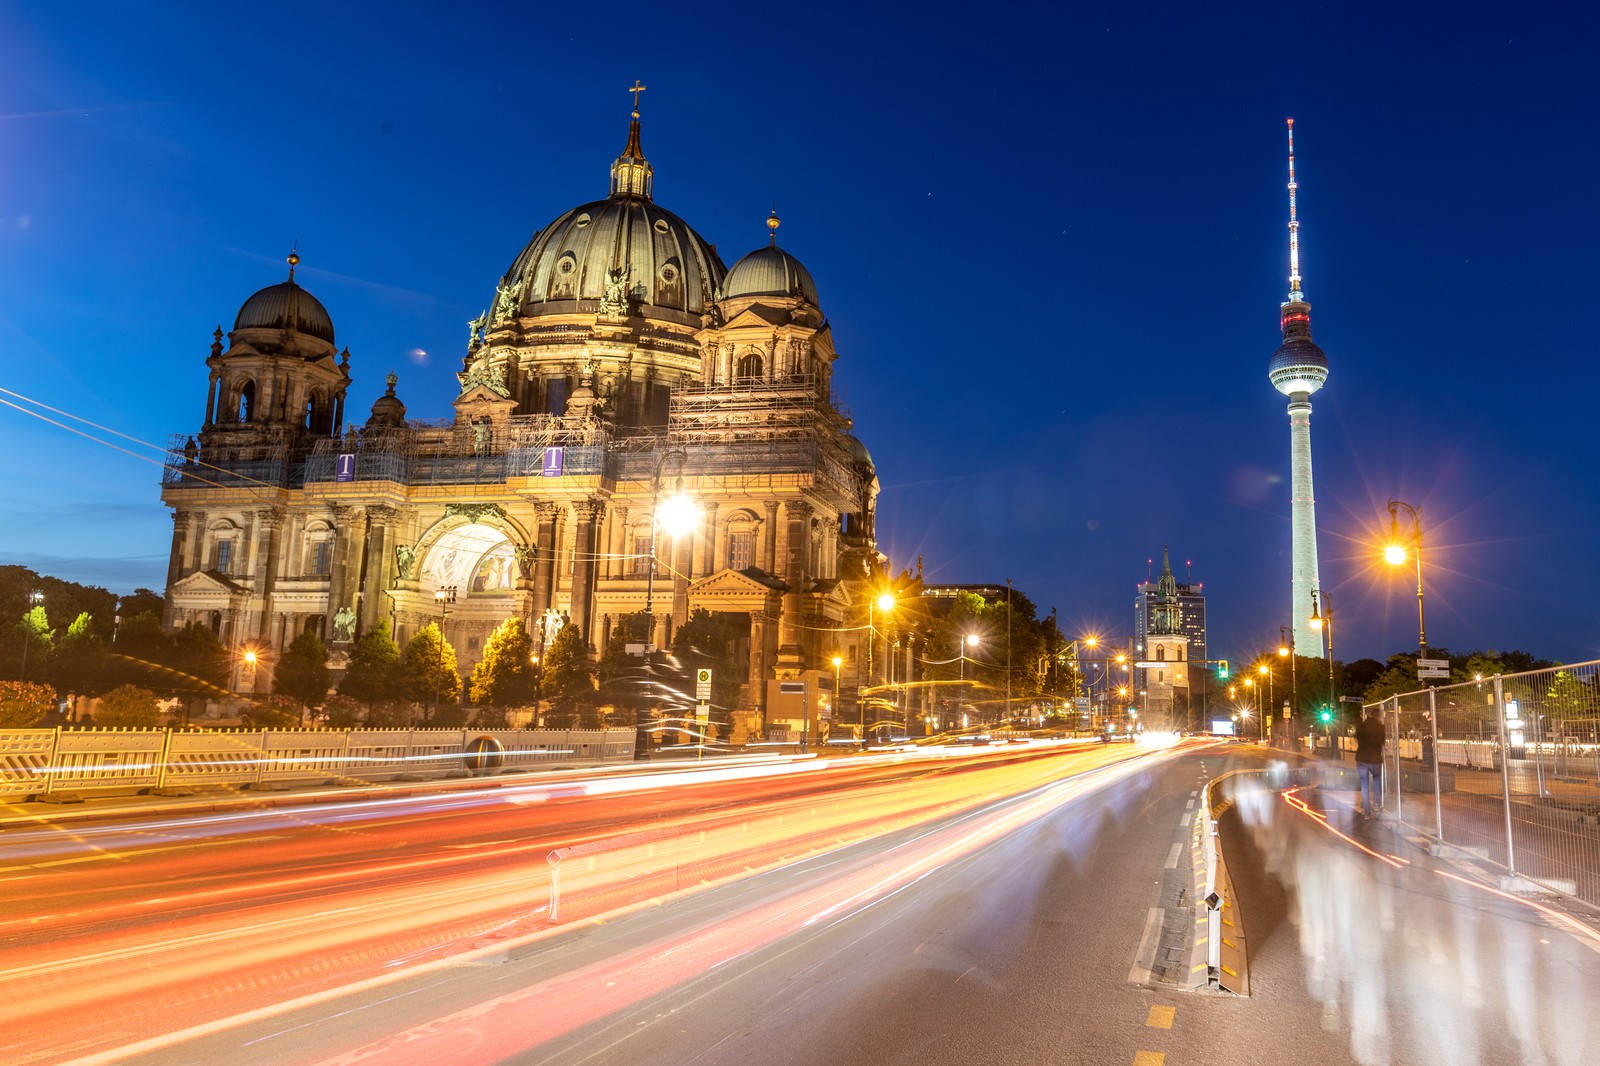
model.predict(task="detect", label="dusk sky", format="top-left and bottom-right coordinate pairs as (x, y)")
top-left (2, 3), bottom-right (1596, 668)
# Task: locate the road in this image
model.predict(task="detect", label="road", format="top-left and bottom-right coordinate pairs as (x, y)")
top-left (5, 740), bottom-right (1599, 1065)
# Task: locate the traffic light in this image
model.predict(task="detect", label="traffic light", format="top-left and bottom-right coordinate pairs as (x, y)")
top-left (1319, 707), bottom-right (1332, 724)
top-left (1216, 659), bottom-right (1229, 679)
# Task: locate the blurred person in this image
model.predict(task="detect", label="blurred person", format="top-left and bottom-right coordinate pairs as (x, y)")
top-left (1355, 707), bottom-right (1387, 817)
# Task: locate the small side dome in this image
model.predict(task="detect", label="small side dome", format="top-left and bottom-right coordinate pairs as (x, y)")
top-left (234, 252), bottom-right (336, 344)
top-left (724, 245), bottom-right (820, 305)
top-left (366, 371), bottom-right (407, 427)
top-left (844, 434), bottom-right (873, 470)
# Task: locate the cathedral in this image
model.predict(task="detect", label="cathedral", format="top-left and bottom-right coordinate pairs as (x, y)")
top-left (159, 95), bottom-right (889, 732)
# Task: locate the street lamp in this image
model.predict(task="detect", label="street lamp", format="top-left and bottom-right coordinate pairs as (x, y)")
top-left (1385, 498), bottom-right (1428, 658)
top-left (644, 448), bottom-right (695, 647)
top-left (433, 586), bottom-right (457, 724)
top-left (959, 633), bottom-right (980, 731)
top-left (831, 654), bottom-right (843, 742)
top-left (861, 592), bottom-right (895, 748)
top-left (18, 588), bottom-right (43, 683)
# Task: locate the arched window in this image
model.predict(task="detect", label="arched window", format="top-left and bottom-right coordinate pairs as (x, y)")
top-left (237, 380), bottom-right (256, 423)
top-left (735, 351), bottom-right (763, 382)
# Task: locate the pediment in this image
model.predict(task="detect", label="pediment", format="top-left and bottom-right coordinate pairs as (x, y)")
top-left (721, 306), bottom-right (790, 331)
top-left (688, 567), bottom-right (789, 603)
top-left (171, 569), bottom-right (246, 598)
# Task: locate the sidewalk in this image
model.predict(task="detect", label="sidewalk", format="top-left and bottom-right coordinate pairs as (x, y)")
top-left (1305, 744), bottom-right (1600, 909)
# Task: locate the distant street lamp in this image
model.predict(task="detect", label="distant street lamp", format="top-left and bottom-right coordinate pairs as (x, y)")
top-left (18, 589), bottom-right (43, 683)
top-left (433, 586), bottom-right (457, 723)
top-left (1385, 499), bottom-right (1428, 658)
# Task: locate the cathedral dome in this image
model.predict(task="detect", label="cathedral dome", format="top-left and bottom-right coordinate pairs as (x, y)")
top-left (233, 253), bottom-right (335, 344)
top-left (494, 111), bottom-right (724, 325)
top-left (500, 197), bottom-right (724, 321)
top-left (724, 245), bottom-right (819, 305)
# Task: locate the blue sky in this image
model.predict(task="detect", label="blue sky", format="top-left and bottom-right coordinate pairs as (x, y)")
top-left (1, 2), bottom-right (1596, 666)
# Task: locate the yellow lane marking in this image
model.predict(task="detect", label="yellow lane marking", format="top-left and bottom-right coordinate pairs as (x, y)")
top-left (1134, 1052), bottom-right (1165, 1065)
top-left (1146, 1005), bottom-right (1175, 1029)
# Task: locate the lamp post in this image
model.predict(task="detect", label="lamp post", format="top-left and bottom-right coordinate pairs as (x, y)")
top-left (432, 586), bottom-right (456, 724)
top-left (1385, 499), bottom-right (1428, 658)
top-left (1279, 625), bottom-right (1297, 735)
top-left (644, 447), bottom-right (693, 648)
top-left (831, 654), bottom-right (842, 742)
top-left (1309, 589), bottom-right (1336, 728)
top-left (18, 588), bottom-right (43, 683)
top-left (958, 633), bottom-right (979, 732)
top-left (861, 592), bottom-right (895, 749)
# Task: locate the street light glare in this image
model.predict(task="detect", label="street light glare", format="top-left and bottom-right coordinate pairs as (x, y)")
top-left (876, 592), bottom-right (896, 612)
top-left (657, 492), bottom-right (699, 536)
top-left (1384, 543), bottom-right (1408, 566)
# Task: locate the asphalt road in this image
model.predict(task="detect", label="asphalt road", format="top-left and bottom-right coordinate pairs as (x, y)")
top-left (11, 742), bottom-right (1599, 1065)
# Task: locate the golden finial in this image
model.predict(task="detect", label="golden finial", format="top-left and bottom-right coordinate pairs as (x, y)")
top-left (287, 246), bottom-right (300, 281)
top-left (767, 206), bottom-right (780, 246)
top-left (628, 79), bottom-right (647, 117)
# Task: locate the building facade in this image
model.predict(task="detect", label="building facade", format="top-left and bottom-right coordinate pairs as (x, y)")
top-left (1134, 548), bottom-right (1192, 727)
top-left (159, 103), bottom-right (887, 731)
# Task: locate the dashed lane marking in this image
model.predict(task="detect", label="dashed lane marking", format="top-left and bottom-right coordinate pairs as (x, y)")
top-left (1133, 1052), bottom-right (1165, 1065)
top-left (1163, 843), bottom-right (1181, 869)
top-left (1146, 1005), bottom-right (1175, 1029)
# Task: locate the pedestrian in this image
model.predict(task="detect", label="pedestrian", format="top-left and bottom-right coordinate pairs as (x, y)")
top-left (1354, 707), bottom-right (1387, 817)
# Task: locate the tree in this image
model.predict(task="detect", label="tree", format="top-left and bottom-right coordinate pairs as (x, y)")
top-left (275, 629), bottom-right (330, 715)
top-left (243, 695), bottom-right (303, 729)
top-left (339, 620), bottom-right (402, 704)
top-left (169, 622), bottom-right (231, 697)
top-left (671, 608), bottom-right (744, 715)
top-left (399, 622), bottom-right (461, 721)
top-left (540, 623), bottom-right (596, 726)
top-left (469, 617), bottom-right (537, 706)
top-left (97, 684), bottom-right (161, 727)
top-left (0, 680), bottom-right (55, 728)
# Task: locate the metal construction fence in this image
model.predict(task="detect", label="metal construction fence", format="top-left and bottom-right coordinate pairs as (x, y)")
top-left (0, 727), bottom-right (636, 800)
top-left (1352, 659), bottom-right (1600, 906)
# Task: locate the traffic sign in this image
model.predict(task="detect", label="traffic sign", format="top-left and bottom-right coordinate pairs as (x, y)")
top-left (1418, 658), bottom-right (1449, 670)
top-left (696, 668), bottom-right (713, 701)
top-left (1417, 667), bottom-right (1450, 679)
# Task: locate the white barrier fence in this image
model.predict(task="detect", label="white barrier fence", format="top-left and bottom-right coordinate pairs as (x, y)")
top-left (0, 727), bottom-right (636, 800)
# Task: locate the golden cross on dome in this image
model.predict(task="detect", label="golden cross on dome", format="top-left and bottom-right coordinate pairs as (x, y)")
top-left (628, 80), bottom-right (647, 114)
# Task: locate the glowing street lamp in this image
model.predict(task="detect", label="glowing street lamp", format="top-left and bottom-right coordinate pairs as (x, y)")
top-left (1385, 498), bottom-right (1428, 657)
top-left (644, 448), bottom-right (696, 644)
top-left (862, 592), bottom-right (895, 748)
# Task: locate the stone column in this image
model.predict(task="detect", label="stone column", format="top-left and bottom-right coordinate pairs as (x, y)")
top-left (694, 502), bottom-right (718, 577)
top-left (327, 503), bottom-right (364, 632)
top-left (360, 504), bottom-right (396, 636)
top-left (164, 513), bottom-right (190, 628)
top-left (760, 500), bottom-right (779, 572)
top-left (531, 502), bottom-right (560, 620)
top-left (777, 501), bottom-right (811, 671)
top-left (570, 499), bottom-right (606, 650)
top-left (256, 508), bottom-right (285, 641)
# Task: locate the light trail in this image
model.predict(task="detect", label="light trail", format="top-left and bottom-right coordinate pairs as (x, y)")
top-left (8, 741), bottom-right (1191, 1065)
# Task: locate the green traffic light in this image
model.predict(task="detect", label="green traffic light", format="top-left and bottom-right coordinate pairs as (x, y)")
top-left (1319, 708), bottom-right (1332, 723)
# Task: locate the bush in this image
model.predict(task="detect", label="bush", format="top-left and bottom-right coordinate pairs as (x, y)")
top-left (0, 680), bottom-right (55, 728)
top-left (97, 684), bottom-right (161, 727)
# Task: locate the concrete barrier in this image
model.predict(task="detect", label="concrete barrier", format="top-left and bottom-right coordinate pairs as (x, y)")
top-left (48, 729), bottom-right (167, 795)
top-left (0, 726), bottom-right (638, 800)
top-left (0, 729), bottom-right (56, 799)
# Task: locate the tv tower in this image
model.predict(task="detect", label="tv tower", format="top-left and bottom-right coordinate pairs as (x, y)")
top-left (1268, 118), bottom-right (1328, 660)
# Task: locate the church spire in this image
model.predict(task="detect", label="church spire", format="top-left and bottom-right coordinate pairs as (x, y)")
top-left (1153, 546), bottom-right (1182, 635)
top-left (609, 80), bottom-right (654, 200)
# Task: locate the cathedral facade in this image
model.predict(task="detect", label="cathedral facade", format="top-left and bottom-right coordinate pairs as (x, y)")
top-left (160, 101), bottom-right (887, 730)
